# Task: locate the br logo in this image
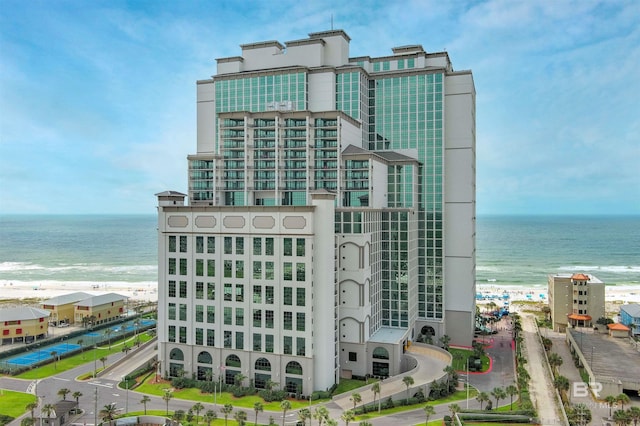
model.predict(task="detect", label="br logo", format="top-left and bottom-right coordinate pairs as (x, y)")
top-left (572, 382), bottom-right (602, 398)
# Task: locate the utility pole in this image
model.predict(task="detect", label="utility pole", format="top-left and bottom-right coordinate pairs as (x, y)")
top-left (94, 387), bottom-right (98, 426)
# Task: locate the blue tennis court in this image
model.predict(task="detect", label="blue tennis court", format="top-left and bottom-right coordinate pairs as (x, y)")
top-left (5, 343), bottom-right (81, 367)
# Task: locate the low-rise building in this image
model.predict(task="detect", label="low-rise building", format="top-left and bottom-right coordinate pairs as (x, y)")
top-left (74, 293), bottom-right (127, 326)
top-left (41, 292), bottom-right (91, 326)
top-left (38, 400), bottom-right (78, 426)
top-left (548, 273), bottom-right (605, 332)
top-left (0, 307), bottom-right (50, 345)
top-left (607, 322), bottom-right (631, 338)
top-left (619, 303), bottom-right (640, 336)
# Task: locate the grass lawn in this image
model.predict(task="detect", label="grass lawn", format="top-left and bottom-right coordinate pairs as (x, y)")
top-left (15, 332), bottom-right (154, 380)
top-left (0, 389), bottom-right (37, 418)
top-left (449, 348), bottom-right (490, 372)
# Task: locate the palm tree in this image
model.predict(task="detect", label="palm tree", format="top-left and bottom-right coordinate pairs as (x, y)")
top-left (220, 404), bottom-right (233, 426)
top-left (627, 406), bottom-right (640, 426)
top-left (253, 402), bottom-right (264, 426)
top-left (616, 394), bottom-right (630, 411)
top-left (104, 328), bottom-right (114, 349)
top-left (341, 410), bottom-right (355, 426)
top-left (614, 409), bottom-right (631, 426)
top-left (358, 422), bottom-right (372, 426)
top-left (57, 388), bottom-right (70, 401)
top-left (204, 410), bottom-right (217, 426)
top-left (162, 389), bottom-right (173, 415)
top-left (439, 334), bottom-right (451, 351)
top-left (314, 406), bottom-right (329, 426)
top-left (76, 339), bottom-right (85, 359)
top-left (402, 376), bottom-right (415, 404)
top-left (21, 417), bottom-right (35, 426)
top-left (553, 376), bottom-right (570, 395)
top-left (605, 395), bottom-right (617, 417)
top-left (140, 395), bottom-right (150, 415)
top-left (505, 385), bottom-right (518, 409)
top-left (100, 403), bottom-right (117, 422)
top-left (350, 392), bottom-right (361, 411)
top-left (192, 402), bottom-right (204, 424)
top-left (449, 403), bottom-right (460, 418)
top-left (234, 373), bottom-right (246, 387)
top-left (491, 387), bottom-right (506, 409)
top-left (423, 405), bottom-right (435, 424)
top-left (547, 352), bottom-right (563, 372)
top-left (443, 365), bottom-right (457, 391)
top-left (371, 382), bottom-right (381, 412)
top-left (42, 403), bottom-right (55, 425)
top-left (99, 356), bottom-right (107, 371)
top-left (234, 410), bottom-right (247, 426)
top-left (476, 391), bottom-right (490, 410)
top-left (72, 391), bottom-right (83, 406)
top-left (298, 408), bottom-right (311, 426)
top-left (280, 400), bottom-right (291, 426)
top-left (325, 419), bottom-right (338, 426)
top-left (173, 410), bottom-right (185, 424)
top-left (25, 401), bottom-right (38, 422)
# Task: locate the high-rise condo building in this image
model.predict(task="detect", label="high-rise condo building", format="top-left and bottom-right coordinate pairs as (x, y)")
top-left (156, 30), bottom-right (475, 395)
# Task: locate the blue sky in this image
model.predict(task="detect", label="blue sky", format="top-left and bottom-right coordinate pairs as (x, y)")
top-left (1, 0), bottom-right (638, 215)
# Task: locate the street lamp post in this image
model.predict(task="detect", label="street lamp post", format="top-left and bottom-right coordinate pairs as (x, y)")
top-left (466, 358), bottom-right (470, 409)
top-left (124, 376), bottom-right (129, 414)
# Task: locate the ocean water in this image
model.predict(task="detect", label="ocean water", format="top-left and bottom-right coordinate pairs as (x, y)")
top-left (0, 214), bottom-right (638, 288)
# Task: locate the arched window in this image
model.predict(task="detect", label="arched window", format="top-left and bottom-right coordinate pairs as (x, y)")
top-left (421, 326), bottom-right (435, 336)
top-left (169, 348), bottom-right (184, 361)
top-left (285, 361), bottom-right (303, 375)
top-left (225, 354), bottom-right (241, 368)
top-left (255, 357), bottom-right (271, 371)
top-left (372, 347), bottom-right (389, 360)
top-left (197, 351), bottom-right (212, 364)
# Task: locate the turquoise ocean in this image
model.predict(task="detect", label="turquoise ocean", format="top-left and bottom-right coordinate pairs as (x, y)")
top-left (0, 214), bottom-right (639, 288)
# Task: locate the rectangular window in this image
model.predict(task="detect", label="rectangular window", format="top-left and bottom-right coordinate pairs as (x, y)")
top-left (196, 259), bottom-right (204, 276)
top-left (179, 281), bottom-right (187, 298)
top-left (296, 337), bottom-right (305, 356)
top-left (169, 236), bottom-right (176, 252)
top-left (207, 306), bottom-right (215, 323)
top-left (349, 352), bottom-right (357, 362)
top-left (265, 238), bottom-right (274, 255)
top-left (296, 238), bottom-right (305, 256)
top-left (224, 237), bottom-right (233, 254)
top-left (224, 260), bottom-right (232, 278)
top-left (180, 236), bottom-right (187, 253)
top-left (284, 238), bottom-right (293, 256)
top-left (179, 258), bottom-right (187, 275)
top-left (253, 333), bottom-right (261, 351)
top-left (236, 260), bottom-right (244, 278)
top-left (283, 262), bottom-right (292, 281)
top-left (168, 281), bottom-right (176, 297)
top-left (265, 262), bottom-right (274, 280)
top-left (253, 285), bottom-right (262, 303)
top-left (179, 304), bottom-right (187, 321)
top-left (207, 236), bottom-right (215, 254)
top-left (168, 258), bottom-right (176, 275)
top-left (224, 307), bottom-right (232, 325)
top-left (265, 310), bottom-right (274, 328)
top-left (195, 305), bottom-right (203, 322)
top-left (236, 237), bottom-right (244, 255)
top-left (196, 282), bottom-right (204, 299)
top-left (207, 329), bottom-right (215, 346)
top-left (253, 238), bottom-right (262, 255)
top-left (207, 282), bottom-right (215, 300)
top-left (265, 334), bottom-right (274, 353)
top-left (284, 336), bottom-right (292, 355)
top-left (236, 284), bottom-right (244, 301)
top-left (296, 263), bottom-right (305, 281)
top-left (236, 308), bottom-right (244, 326)
top-left (253, 261), bottom-right (262, 279)
top-left (207, 259), bottom-right (215, 276)
top-left (284, 287), bottom-right (292, 305)
top-left (253, 309), bottom-right (262, 327)
top-left (284, 311), bottom-right (292, 330)
top-left (296, 288), bottom-right (305, 306)
top-left (179, 326), bottom-right (187, 343)
top-left (224, 283), bottom-right (232, 301)
top-left (168, 303), bottom-right (176, 320)
top-left (168, 325), bottom-right (176, 342)
top-left (235, 331), bottom-right (244, 350)
top-left (296, 312), bottom-right (305, 331)
top-left (195, 328), bottom-right (203, 345)
top-left (196, 236), bottom-right (204, 253)
top-left (265, 286), bottom-right (274, 304)
top-left (224, 330), bottom-right (232, 348)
